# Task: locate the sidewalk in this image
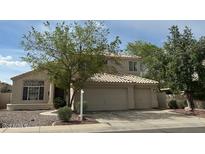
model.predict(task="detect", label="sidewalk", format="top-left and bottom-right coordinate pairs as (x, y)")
top-left (1, 120), bottom-right (205, 133)
top-left (0, 123), bottom-right (111, 133)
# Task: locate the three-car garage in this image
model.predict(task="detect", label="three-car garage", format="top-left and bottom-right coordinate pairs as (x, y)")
top-left (75, 73), bottom-right (158, 111)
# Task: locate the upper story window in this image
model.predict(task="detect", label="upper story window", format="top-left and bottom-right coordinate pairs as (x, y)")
top-left (22, 80), bottom-right (44, 101)
top-left (104, 60), bottom-right (108, 65)
top-left (129, 61), bottom-right (138, 72)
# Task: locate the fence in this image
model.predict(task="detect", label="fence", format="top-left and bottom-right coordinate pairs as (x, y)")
top-left (157, 92), bottom-right (168, 109)
top-left (0, 93), bottom-right (11, 109)
top-left (157, 92), bottom-right (187, 109)
top-left (157, 92), bottom-right (205, 109)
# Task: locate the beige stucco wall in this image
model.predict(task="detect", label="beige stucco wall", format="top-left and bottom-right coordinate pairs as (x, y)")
top-left (157, 92), bottom-right (168, 108)
top-left (107, 58), bottom-right (143, 75)
top-left (0, 93), bottom-right (11, 109)
top-left (11, 71), bottom-right (50, 105)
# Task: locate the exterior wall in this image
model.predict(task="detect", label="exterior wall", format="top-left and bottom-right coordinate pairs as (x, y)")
top-left (107, 58), bottom-right (143, 76)
top-left (194, 100), bottom-right (205, 109)
top-left (127, 85), bottom-right (135, 109)
top-left (11, 71), bottom-right (50, 105)
top-left (150, 88), bottom-right (158, 108)
top-left (0, 93), bottom-right (11, 109)
top-left (157, 92), bottom-right (168, 108)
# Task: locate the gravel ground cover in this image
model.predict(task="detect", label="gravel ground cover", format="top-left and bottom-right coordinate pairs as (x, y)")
top-left (0, 110), bottom-right (98, 128)
top-left (0, 110), bottom-right (58, 128)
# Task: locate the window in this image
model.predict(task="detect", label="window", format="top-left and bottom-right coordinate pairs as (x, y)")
top-left (104, 60), bottom-right (108, 64)
top-left (129, 61), bottom-right (138, 71)
top-left (22, 80), bottom-right (44, 100)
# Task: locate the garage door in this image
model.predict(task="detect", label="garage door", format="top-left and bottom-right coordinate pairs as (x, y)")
top-left (134, 88), bottom-right (152, 109)
top-left (83, 88), bottom-right (128, 111)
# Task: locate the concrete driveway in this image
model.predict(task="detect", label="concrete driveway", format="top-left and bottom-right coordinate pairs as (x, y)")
top-left (87, 110), bottom-right (205, 132)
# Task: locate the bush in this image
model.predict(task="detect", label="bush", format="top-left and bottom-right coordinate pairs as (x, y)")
top-left (177, 100), bottom-right (187, 109)
top-left (168, 100), bottom-right (178, 109)
top-left (57, 106), bottom-right (72, 122)
top-left (74, 101), bottom-right (88, 114)
top-left (53, 97), bottom-right (66, 109)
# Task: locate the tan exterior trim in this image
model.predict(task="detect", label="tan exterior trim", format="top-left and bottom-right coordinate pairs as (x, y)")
top-left (48, 83), bottom-right (54, 104)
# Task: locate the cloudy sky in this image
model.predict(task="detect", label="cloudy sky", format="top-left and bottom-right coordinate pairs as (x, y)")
top-left (1, 20), bottom-right (205, 84)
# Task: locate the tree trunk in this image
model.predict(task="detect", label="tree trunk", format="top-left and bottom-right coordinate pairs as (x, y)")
top-left (186, 91), bottom-right (194, 111)
top-left (67, 92), bottom-right (71, 107)
top-left (67, 83), bottom-right (71, 107)
top-left (70, 90), bottom-right (76, 107)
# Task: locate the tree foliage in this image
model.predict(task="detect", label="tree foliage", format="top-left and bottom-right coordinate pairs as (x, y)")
top-left (127, 26), bottom-right (205, 110)
top-left (163, 25), bottom-right (205, 110)
top-left (126, 41), bottom-right (168, 87)
top-left (21, 21), bottom-right (121, 106)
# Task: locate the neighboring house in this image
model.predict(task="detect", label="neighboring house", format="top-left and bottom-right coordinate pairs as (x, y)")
top-left (7, 54), bottom-right (159, 111)
top-left (0, 81), bottom-right (12, 93)
top-left (0, 81), bottom-right (12, 109)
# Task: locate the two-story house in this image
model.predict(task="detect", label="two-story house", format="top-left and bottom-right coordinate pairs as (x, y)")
top-left (7, 54), bottom-right (159, 111)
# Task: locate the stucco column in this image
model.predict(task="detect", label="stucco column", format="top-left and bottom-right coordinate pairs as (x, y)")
top-left (48, 83), bottom-right (54, 105)
top-left (127, 85), bottom-right (135, 109)
top-left (150, 87), bottom-right (158, 108)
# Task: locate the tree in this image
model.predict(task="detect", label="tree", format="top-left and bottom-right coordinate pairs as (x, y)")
top-left (0, 82), bottom-right (12, 93)
top-left (164, 25), bottom-right (205, 110)
top-left (127, 26), bottom-right (205, 111)
top-left (21, 21), bottom-right (121, 107)
top-left (126, 41), bottom-right (168, 88)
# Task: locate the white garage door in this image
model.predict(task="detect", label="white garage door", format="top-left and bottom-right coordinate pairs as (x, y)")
top-left (134, 88), bottom-right (152, 109)
top-left (84, 88), bottom-right (128, 111)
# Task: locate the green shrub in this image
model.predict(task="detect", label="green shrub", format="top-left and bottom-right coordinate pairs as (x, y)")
top-left (168, 100), bottom-right (178, 109)
top-left (53, 97), bottom-right (66, 109)
top-left (74, 101), bottom-right (88, 114)
top-left (57, 106), bottom-right (72, 122)
top-left (177, 100), bottom-right (187, 109)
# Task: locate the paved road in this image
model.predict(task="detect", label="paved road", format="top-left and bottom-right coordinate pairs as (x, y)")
top-left (103, 126), bottom-right (205, 133)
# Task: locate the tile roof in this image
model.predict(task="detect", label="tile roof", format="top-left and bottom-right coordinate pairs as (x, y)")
top-left (89, 73), bottom-right (158, 84)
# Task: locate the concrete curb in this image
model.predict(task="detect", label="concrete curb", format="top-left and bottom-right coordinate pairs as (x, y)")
top-left (40, 110), bottom-right (58, 116)
top-left (0, 123), bottom-right (111, 133)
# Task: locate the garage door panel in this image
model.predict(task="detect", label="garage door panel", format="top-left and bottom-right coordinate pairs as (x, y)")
top-left (84, 88), bottom-right (128, 111)
top-left (135, 88), bottom-right (152, 109)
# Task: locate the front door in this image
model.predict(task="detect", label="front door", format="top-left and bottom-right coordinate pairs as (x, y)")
top-left (54, 87), bottom-right (64, 99)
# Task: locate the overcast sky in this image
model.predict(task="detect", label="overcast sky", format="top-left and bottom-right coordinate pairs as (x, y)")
top-left (1, 20), bottom-right (205, 84)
